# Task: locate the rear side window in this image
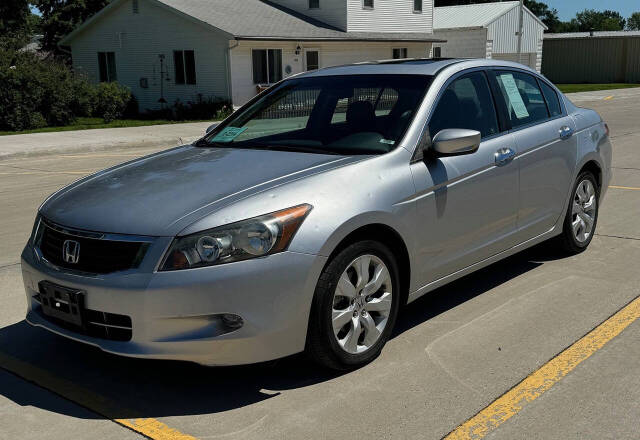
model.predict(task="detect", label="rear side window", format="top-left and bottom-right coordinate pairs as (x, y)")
top-left (429, 72), bottom-right (499, 139)
top-left (494, 71), bottom-right (549, 128)
top-left (538, 80), bottom-right (562, 118)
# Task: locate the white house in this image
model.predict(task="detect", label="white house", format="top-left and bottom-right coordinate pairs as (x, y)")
top-left (432, 1), bottom-right (547, 72)
top-left (60, 0), bottom-right (443, 110)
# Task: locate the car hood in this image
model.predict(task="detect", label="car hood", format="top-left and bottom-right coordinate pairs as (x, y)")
top-left (40, 145), bottom-right (355, 236)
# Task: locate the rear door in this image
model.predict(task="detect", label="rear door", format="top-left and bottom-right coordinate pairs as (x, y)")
top-left (490, 70), bottom-right (577, 240)
top-left (410, 70), bottom-right (519, 286)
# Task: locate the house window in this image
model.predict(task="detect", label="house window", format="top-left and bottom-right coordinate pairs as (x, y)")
top-left (393, 48), bottom-right (408, 59)
top-left (132, 0), bottom-right (139, 13)
top-left (252, 49), bottom-right (283, 84)
top-left (414, 0), bottom-right (422, 12)
top-left (309, 0), bottom-right (319, 8)
top-left (363, 0), bottom-right (374, 9)
top-left (174, 50), bottom-right (196, 85)
top-left (433, 47), bottom-right (442, 58)
top-left (98, 52), bottom-right (117, 82)
top-left (306, 50), bottom-right (319, 71)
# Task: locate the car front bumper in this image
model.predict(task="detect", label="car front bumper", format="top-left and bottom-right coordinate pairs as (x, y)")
top-left (21, 243), bottom-right (327, 366)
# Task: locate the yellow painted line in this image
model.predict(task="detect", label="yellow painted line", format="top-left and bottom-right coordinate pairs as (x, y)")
top-left (603, 95), bottom-right (614, 101)
top-left (609, 185), bottom-right (640, 191)
top-left (444, 294), bottom-right (640, 440)
top-left (0, 351), bottom-right (197, 440)
top-left (116, 418), bottom-right (198, 440)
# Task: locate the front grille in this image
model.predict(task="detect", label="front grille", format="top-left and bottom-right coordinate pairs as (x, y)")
top-left (38, 221), bottom-right (149, 274)
top-left (34, 300), bottom-right (133, 342)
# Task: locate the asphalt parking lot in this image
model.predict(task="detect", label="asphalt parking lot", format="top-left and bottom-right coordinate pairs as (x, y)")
top-left (1, 87), bottom-right (639, 440)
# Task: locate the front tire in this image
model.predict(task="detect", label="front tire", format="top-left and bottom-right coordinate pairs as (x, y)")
top-left (306, 241), bottom-right (400, 370)
top-left (556, 171), bottom-right (599, 254)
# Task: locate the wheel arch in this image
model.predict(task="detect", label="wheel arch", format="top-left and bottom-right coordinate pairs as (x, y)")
top-left (578, 160), bottom-right (603, 191)
top-left (325, 223), bottom-right (412, 306)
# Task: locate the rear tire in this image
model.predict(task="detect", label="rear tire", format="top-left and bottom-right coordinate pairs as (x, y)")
top-left (555, 171), bottom-right (599, 254)
top-left (306, 240), bottom-right (400, 370)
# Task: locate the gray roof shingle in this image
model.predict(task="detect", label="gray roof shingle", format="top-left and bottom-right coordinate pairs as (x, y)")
top-left (158, 0), bottom-right (443, 41)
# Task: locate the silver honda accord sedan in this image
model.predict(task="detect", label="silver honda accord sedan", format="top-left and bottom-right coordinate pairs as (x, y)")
top-left (21, 59), bottom-right (611, 369)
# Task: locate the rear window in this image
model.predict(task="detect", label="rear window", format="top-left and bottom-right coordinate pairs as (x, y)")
top-left (539, 80), bottom-right (562, 118)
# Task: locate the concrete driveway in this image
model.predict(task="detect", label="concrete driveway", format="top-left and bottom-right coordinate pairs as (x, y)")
top-left (0, 87), bottom-right (639, 439)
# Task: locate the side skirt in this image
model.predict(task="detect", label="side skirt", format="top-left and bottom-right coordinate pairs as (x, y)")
top-left (407, 224), bottom-right (561, 304)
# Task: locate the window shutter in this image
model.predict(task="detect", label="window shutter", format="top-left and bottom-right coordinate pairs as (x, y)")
top-left (174, 51), bottom-right (185, 84)
top-left (184, 50), bottom-right (196, 84)
top-left (98, 52), bottom-right (107, 82)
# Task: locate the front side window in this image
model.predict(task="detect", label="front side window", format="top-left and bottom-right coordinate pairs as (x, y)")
top-left (393, 48), bottom-right (408, 59)
top-left (98, 52), bottom-right (117, 82)
top-left (252, 49), bottom-right (283, 84)
top-left (494, 71), bottom-right (549, 128)
top-left (202, 74), bottom-right (432, 156)
top-left (414, 0), bottom-right (422, 12)
top-left (429, 72), bottom-right (499, 139)
top-left (174, 50), bottom-right (196, 85)
top-left (538, 80), bottom-right (562, 118)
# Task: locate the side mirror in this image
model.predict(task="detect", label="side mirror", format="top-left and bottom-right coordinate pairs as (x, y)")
top-left (205, 123), bottom-right (219, 134)
top-left (431, 129), bottom-right (481, 156)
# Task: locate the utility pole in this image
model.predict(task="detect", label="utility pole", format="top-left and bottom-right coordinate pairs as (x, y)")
top-left (516, 0), bottom-right (524, 65)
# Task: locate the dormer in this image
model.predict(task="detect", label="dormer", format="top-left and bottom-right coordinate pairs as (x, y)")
top-left (268, 0), bottom-right (434, 34)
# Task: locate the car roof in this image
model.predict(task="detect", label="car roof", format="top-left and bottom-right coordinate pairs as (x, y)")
top-left (297, 58), bottom-right (539, 78)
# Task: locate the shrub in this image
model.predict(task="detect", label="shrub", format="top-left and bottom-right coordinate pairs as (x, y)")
top-left (0, 49), bottom-right (78, 131)
top-left (146, 95), bottom-right (232, 122)
top-left (92, 82), bottom-right (132, 123)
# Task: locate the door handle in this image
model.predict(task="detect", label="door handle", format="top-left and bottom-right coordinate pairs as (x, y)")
top-left (495, 147), bottom-right (516, 166)
top-left (559, 125), bottom-right (573, 140)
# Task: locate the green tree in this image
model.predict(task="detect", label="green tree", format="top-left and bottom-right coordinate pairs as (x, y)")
top-left (627, 12), bottom-right (640, 30)
top-left (574, 9), bottom-right (626, 31)
top-left (0, 0), bottom-right (31, 50)
top-left (34, 0), bottom-right (110, 56)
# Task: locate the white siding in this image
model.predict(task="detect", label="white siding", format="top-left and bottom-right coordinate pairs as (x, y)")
top-left (230, 40), bottom-right (431, 105)
top-left (68, 0), bottom-right (230, 111)
top-left (432, 28), bottom-right (488, 58)
top-left (487, 6), bottom-right (544, 54)
top-left (268, 0), bottom-right (348, 30)
top-left (492, 52), bottom-right (538, 70)
top-left (347, 0), bottom-right (433, 33)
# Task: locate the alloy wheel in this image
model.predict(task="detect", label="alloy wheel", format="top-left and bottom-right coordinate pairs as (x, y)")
top-left (571, 179), bottom-right (597, 243)
top-left (331, 254), bottom-right (393, 354)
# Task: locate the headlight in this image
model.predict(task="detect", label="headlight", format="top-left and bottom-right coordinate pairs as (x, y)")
top-left (159, 204), bottom-right (312, 271)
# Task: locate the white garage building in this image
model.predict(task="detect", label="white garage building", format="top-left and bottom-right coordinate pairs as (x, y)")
top-left (433, 1), bottom-right (547, 71)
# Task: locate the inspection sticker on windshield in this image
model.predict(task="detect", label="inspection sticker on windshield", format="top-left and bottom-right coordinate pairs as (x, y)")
top-left (380, 139), bottom-right (396, 145)
top-left (212, 126), bottom-right (247, 143)
top-left (499, 74), bottom-right (529, 119)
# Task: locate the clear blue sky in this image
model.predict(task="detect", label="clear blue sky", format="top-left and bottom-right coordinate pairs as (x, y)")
top-left (544, 0), bottom-right (638, 21)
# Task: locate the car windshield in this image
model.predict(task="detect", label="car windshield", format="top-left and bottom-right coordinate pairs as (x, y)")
top-left (201, 74), bottom-right (433, 155)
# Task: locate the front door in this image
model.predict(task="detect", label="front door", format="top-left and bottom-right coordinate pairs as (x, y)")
top-left (410, 71), bottom-right (520, 286)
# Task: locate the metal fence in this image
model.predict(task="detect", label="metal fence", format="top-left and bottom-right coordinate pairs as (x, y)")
top-left (542, 34), bottom-right (640, 84)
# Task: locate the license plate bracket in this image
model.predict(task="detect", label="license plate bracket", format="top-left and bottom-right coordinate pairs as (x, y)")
top-left (38, 281), bottom-right (85, 328)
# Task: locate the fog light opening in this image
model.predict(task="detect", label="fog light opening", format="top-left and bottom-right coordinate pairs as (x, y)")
top-left (221, 314), bottom-right (244, 331)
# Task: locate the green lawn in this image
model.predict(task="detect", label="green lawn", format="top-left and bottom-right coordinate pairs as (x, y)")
top-left (556, 83), bottom-right (640, 94)
top-left (0, 117), bottom-right (211, 136)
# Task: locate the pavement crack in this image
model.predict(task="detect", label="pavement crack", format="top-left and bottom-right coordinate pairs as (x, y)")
top-left (0, 262), bottom-right (20, 270)
top-left (595, 233), bottom-right (640, 241)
